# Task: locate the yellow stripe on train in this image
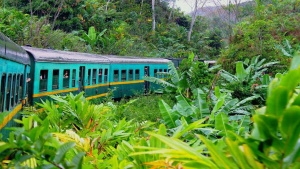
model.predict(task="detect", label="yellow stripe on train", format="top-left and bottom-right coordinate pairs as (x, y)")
top-left (0, 103), bottom-right (22, 130)
top-left (86, 93), bottom-right (108, 100)
top-left (33, 80), bottom-right (144, 98)
top-left (33, 88), bottom-right (78, 97)
top-left (109, 80), bottom-right (144, 85)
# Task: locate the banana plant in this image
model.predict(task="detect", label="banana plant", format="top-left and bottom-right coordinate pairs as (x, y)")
top-left (82, 26), bottom-right (107, 51)
top-left (220, 55), bottom-right (278, 85)
top-left (276, 39), bottom-right (300, 57)
top-left (219, 56), bottom-right (278, 104)
top-left (144, 61), bottom-right (190, 97)
top-left (158, 88), bottom-right (210, 129)
top-left (199, 54), bottom-right (300, 168)
top-left (128, 54), bottom-right (300, 169)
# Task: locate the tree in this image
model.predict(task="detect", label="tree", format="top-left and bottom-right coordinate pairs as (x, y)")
top-left (187, 0), bottom-right (208, 42)
top-left (203, 0), bottom-right (254, 40)
top-left (152, 0), bottom-right (156, 32)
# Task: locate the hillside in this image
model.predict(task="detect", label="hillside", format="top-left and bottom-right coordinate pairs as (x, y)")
top-left (194, 1), bottom-right (255, 21)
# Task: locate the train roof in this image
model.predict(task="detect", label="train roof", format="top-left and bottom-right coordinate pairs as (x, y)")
top-left (105, 55), bottom-right (170, 63)
top-left (22, 46), bottom-right (170, 64)
top-left (0, 32), bottom-right (30, 65)
top-left (23, 46), bottom-right (110, 63)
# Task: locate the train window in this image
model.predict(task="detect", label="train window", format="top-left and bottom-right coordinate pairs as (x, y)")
top-left (163, 69), bottom-right (167, 78)
top-left (26, 73), bottom-right (29, 96)
top-left (0, 74), bottom-right (5, 112)
top-left (104, 69), bottom-right (108, 83)
top-left (11, 74), bottom-right (16, 107)
top-left (121, 70), bottom-right (126, 81)
top-left (135, 70), bottom-right (140, 80)
top-left (114, 70), bottom-right (119, 82)
top-left (72, 69), bottom-right (76, 87)
top-left (63, 69), bottom-right (70, 88)
top-left (19, 74), bottom-right (23, 103)
top-left (52, 69), bottom-right (59, 90)
top-left (6, 74), bottom-right (11, 111)
top-left (15, 74), bottom-right (20, 104)
top-left (88, 69), bottom-right (91, 85)
top-left (98, 69), bottom-right (103, 83)
top-left (40, 70), bottom-right (48, 92)
top-left (154, 69), bottom-right (158, 78)
top-left (129, 70), bottom-right (133, 80)
top-left (159, 69), bottom-right (163, 78)
top-left (92, 69), bottom-right (97, 84)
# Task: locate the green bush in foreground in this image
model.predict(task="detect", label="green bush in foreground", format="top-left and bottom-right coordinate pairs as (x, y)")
top-left (132, 53), bottom-right (300, 169)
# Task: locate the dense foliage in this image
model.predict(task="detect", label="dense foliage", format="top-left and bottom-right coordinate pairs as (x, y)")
top-left (219, 0), bottom-right (300, 72)
top-left (1, 0), bottom-right (300, 168)
top-left (0, 0), bottom-right (228, 58)
top-left (2, 54), bottom-right (300, 168)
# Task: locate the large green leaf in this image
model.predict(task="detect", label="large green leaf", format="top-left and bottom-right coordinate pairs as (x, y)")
top-left (158, 100), bottom-right (179, 128)
top-left (71, 152), bottom-right (85, 169)
top-left (172, 117), bottom-right (210, 139)
top-left (174, 95), bottom-right (196, 117)
top-left (53, 142), bottom-right (76, 164)
top-left (220, 70), bottom-right (239, 83)
top-left (236, 61), bottom-right (248, 81)
top-left (82, 26), bottom-right (97, 47)
top-left (280, 68), bottom-right (300, 92)
top-left (192, 88), bottom-right (210, 118)
top-left (290, 51), bottom-right (300, 70)
top-left (212, 96), bottom-right (225, 114)
top-left (283, 138), bottom-right (300, 168)
top-left (225, 138), bottom-right (257, 169)
top-left (168, 61), bottom-right (180, 85)
top-left (280, 106), bottom-right (300, 157)
top-left (199, 135), bottom-right (239, 169)
top-left (215, 112), bottom-right (230, 137)
top-left (251, 114), bottom-right (278, 141)
top-left (132, 132), bottom-right (217, 168)
top-left (144, 76), bottom-right (175, 88)
top-left (266, 86), bottom-right (289, 117)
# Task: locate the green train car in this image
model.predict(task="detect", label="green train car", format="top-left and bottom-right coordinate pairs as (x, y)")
top-left (23, 46), bottom-right (170, 104)
top-left (0, 33), bottom-right (31, 137)
top-left (1, 32), bottom-right (171, 136)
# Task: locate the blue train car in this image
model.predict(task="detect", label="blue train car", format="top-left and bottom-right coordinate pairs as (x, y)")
top-left (23, 46), bottom-right (111, 103)
top-left (0, 34), bottom-right (171, 133)
top-left (23, 46), bottom-right (170, 104)
top-left (0, 33), bottom-right (31, 134)
top-left (108, 56), bottom-right (169, 98)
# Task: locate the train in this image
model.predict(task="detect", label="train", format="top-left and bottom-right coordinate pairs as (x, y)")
top-left (0, 32), bottom-right (170, 136)
top-left (0, 32), bottom-right (216, 137)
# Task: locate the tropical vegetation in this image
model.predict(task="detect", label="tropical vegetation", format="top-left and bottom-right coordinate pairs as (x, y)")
top-left (1, 0), bottom-right (300, 168)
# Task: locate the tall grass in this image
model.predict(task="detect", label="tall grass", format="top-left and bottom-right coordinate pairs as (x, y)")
top-left (114, 94), bottom-right (175, 123)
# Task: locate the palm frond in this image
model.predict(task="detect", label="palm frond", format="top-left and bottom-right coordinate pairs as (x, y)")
top-left (220, 70), bottom-right (239, 83)
top-left (167, 61), bottom-right (180, 85)
top-left (144, 76), bottom-right (176, 88)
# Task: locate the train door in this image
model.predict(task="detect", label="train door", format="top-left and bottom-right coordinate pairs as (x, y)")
top-left (6, 74), bottom-right (11, 111)
top-left (144, 66), bottom-right (150, 93)
top-left (0, 74), bottom-right (5, 112)
top-left (79, 66), bottom-right (85, 92)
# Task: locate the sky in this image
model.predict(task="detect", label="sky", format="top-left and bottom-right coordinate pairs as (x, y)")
top-left (175, 0), bottom-right (252, 13)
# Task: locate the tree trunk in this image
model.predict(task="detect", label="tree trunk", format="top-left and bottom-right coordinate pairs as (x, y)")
top-left (168, 0), bottom-right (176, 21)
top-left (188, 0), bottom-right (207, 42)
top-left (105, 0), bottom-right (111, 12)
top-left (152, 0), bottom-right (156, 32)
top-left (140, 0), bottom-right (144, 15)
top-left (51, 0), bottom-right (65, 30)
